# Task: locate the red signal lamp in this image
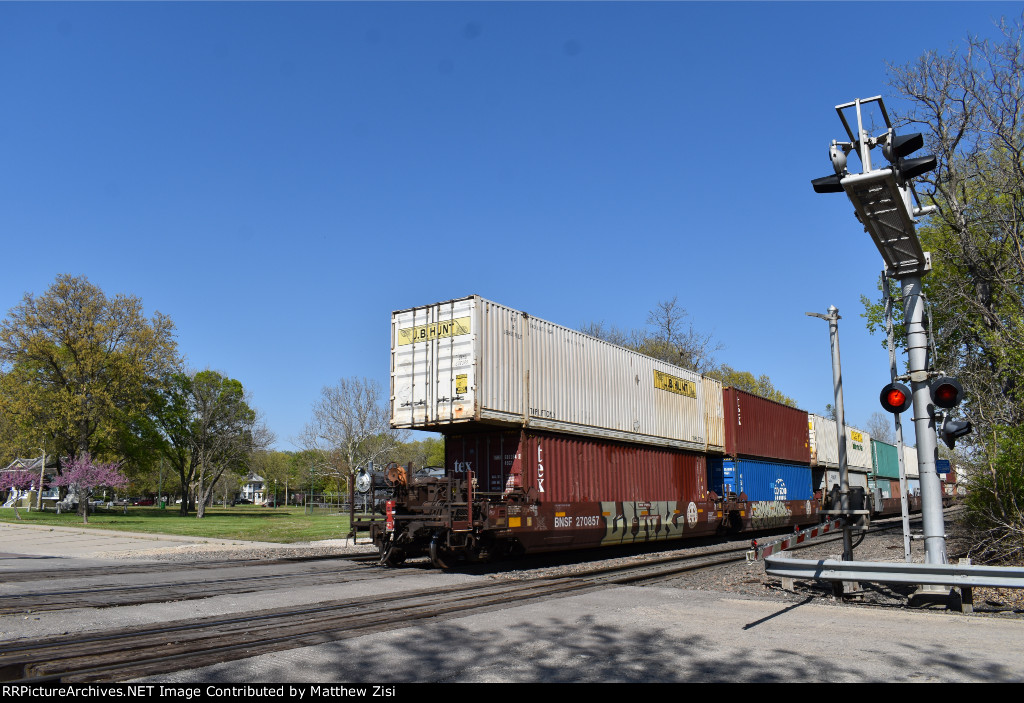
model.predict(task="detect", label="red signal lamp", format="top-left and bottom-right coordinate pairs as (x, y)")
top-left (929, 377), bottom-right (964, 409)
top-left (880, 382), bottom-right (913, 414)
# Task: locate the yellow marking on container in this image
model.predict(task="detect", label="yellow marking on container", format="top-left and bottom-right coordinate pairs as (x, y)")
top-left (740, 511), bottom-right (746, 517)
top-left (653, 369), bottom-right (697, 398)
top-left (397, 317), bottom-right (472, 346)
top-left (508, 517), bottom-right (521, 528)
top-left (698, 509), bottom-right (704, 513)
top-left (640, 511), bottom-right (649, 516)
top-left (455, 374), bottom-right (468, 394)
top-left (601, 511), bottom-right (610, 516)
top-left (555, 512), bottom-right (566, 517)
top-left (528, 517), bottom-right (533, 526)
top-left (851, 430), bottom-right (864, 442)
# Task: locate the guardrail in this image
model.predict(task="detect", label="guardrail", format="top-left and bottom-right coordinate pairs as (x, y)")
top-left (764, 554), bottom-right (1024, 589)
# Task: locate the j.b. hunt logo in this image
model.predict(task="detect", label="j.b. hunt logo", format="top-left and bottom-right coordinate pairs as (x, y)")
top-left (397, 317), bottom-right (471, 346)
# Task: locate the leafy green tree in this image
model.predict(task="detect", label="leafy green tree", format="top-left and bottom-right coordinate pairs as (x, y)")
top-left (148, 370), bottom-right (270, 517)
top-left (389, 436), bottom-right (446, 470)
top-left (704, 365), bottom-right (797, 407)
top-left (0, 275), bottom-right (179, 465)
top-left (861, 17), bottom-right (1024, 560)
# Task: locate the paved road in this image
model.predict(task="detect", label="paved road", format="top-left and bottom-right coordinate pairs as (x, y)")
top-left (1, 523), bottom-right (1022, 683)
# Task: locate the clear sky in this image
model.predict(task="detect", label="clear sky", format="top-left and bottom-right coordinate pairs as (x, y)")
top-left (1, 2), bottom-right (1013, 450)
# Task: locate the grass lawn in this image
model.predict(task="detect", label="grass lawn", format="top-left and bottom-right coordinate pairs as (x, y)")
top-left (0, 504), bottom-right (361, 543)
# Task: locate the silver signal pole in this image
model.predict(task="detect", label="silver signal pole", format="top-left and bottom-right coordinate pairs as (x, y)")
top-left (818, 96), bottom-right (946, 567)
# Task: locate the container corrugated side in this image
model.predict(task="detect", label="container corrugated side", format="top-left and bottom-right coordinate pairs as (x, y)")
top-left (392, 296), bottom-right (722, 453)
top-left (722, 388), bottom-right (810, 464)
top-left (702, 377), bottom-right (725, 451)
top-left (871, 439), bottom-right (901, 479)
top-left (902, 445), bottom-right (920, 478)
top-left (707, 457), bottom-right (813, 501)
top-left (446, 429), bottom-right (708, 504)
top-left (807, 414), bottom-right (872, 470)
top-left (808, 414), bottom-right (838, 468)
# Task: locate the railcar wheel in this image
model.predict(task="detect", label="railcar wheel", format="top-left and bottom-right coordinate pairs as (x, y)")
top-left (429, 533), bottom-right (452, 570)
top-left (381, 546), bottom-right (406, 566)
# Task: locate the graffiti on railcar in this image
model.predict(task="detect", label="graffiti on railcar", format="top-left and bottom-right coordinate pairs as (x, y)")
top-left (599, 500), bottom-right (693, 545)
top-left (749, 501), bottom-right (793, 529)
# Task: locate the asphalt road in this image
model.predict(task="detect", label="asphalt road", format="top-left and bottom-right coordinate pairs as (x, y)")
top-left (1, 523), bottom-right (1022, 683)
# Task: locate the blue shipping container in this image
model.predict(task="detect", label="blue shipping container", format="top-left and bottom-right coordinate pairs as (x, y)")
top-left (707, 457), bottom-right (813, 501)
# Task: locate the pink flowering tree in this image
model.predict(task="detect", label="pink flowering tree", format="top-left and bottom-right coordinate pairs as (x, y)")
top-left (0, 469), bottom-right (38, 521)
top-left (51, 454), bottom-right (128, 524)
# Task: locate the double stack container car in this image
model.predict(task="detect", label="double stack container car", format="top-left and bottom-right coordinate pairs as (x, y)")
top-left (378, 296), bottom-right (823, 567)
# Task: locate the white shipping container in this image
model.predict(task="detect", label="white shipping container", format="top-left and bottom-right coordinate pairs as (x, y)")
top-left (819, 468), bottom-right (871, 492)
top-left (391, 296), bottom-right (724, 452)
top-left (807, 414), bottom-right (872, 470)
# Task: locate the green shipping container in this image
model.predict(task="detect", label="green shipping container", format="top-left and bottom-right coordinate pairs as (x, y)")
top-left (871, 439), bottom-right (901, 479)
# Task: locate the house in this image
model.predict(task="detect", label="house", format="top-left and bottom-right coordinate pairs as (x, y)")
top-left (1, 457), bottom-right (60, 508)
top-left (238, 473), bottom-right (265, 504)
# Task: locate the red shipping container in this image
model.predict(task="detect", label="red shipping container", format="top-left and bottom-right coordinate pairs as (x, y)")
top-left (445, 429), bottom-right (707, 504)
top-left (722, 387), bottom-right (810, 465)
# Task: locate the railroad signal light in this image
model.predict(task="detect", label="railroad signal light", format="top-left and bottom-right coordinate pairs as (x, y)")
top-left (929, 376), bottom-right (964, 409)
top-left (879, 382), bottom-right (913, 414)
top-left (939, 417), bottom-right (973, 450)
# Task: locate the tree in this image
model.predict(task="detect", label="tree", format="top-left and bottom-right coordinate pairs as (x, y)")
top-left (0, 275), bottom-right (179, 464)
top-left (0, 468), bottom-right (37, 521)
top-left (704, 365), bottom-right (797, 407)
top-left (862, 16), bottom-right (1024, 561)
top-left (582, 298), bottom-right (797, 404)
top-left (300, 377), bottom-right (407, 506)
top-left (148, 370), bottom-right (270, 517)
top-left (581, 297), bottom-right (721, 373)
top-left (865, 412), bottom-right (896, 445)
top-left (50, 453), bottom-right (128, 524)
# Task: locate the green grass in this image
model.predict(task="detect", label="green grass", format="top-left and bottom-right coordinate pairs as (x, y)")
top-left (0, 505), bottom-right (363, 543)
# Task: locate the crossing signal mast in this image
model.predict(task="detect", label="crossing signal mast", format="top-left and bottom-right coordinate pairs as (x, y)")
top-left (812, 96), bottom-right (970, 567)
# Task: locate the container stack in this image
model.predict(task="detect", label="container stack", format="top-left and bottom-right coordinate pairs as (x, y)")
top-left (807, 413), bottom-right (875, 498)
top-left (706, 389), bottom-right (812, 501)
top-left (391, 295), bottom-right (723, 507)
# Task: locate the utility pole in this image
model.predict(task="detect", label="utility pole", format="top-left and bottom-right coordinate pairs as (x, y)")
top-left (806, 307), bottom-right (862, 595)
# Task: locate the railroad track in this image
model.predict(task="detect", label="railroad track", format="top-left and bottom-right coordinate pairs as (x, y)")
top-left (0, 516), bottom-right (938, 682)
top-left (0, 551), bottom-right (381, 584)
top-left (0, 555), bottom-right (383, 615)
top-left (0, 539), bottom-right (799, 683)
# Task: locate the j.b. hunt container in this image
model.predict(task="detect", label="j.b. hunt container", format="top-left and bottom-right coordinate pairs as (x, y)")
top-left (806, 413), bottom-right (872, 470)
top-left (391, 296), bottom-right (724, 453)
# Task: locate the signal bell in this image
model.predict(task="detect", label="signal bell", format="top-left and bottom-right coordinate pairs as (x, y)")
top-left (879, 382), bottom-right (913, 414)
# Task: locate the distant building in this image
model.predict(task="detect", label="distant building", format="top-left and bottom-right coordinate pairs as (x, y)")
top-left (1, 457), bottom-right (60, 507)
top-left (239, 473), bottom-right (265, 504)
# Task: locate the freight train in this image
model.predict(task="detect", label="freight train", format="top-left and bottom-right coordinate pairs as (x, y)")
top-left (372, 296), bottom-right (934, 568)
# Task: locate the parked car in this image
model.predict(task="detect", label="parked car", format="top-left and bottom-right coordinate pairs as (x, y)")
top-left (232, 498), bottom-right (252, 506)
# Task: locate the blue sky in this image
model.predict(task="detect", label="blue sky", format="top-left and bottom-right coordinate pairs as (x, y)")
top-left (1, 2), bottom-right (1013, 450)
